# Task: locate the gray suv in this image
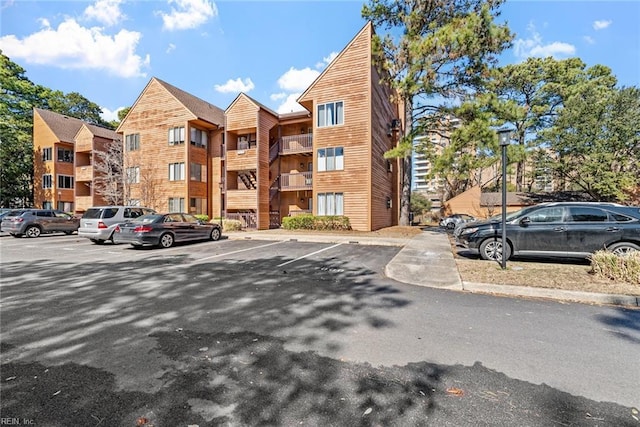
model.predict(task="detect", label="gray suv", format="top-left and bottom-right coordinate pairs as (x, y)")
top-left (1, 209), bottom-right (80, 238)
top-left (78, 206), bottom-right (156, 244)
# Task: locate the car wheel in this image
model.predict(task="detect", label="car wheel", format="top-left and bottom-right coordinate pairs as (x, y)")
top-left (11, 233), bottom-right (22, 238)
top-left (446, 222), bottom-right (456, 230)
top-left (210, 227), bottom-right (221, 241)
top-left (92, 239), bottom-right (105, 245)
top-left (159, 233), bottom-right (174, 248)
top-left (479, 238), bottom-right (511, 261)
top-left (608, 242), bottom-right (640, 256)
top-left (25, 226), bottom-right (41, 238)
top-left (64, 231), bottom-right (74, 235)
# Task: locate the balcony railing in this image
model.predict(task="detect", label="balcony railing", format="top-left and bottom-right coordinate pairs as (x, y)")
top-left (75, 165), bottom-right (93, 182)
top-left (280, 171), bottom-right (312, 191)
top-left (280, 133), bottom-right (312, 154)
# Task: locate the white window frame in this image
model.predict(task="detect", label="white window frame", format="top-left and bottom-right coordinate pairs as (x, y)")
top-left (168, 162), bottom-right (185, 181)
top-left (317, 147), bottom-right (344, 172)
top-left (57, 174), bottom-right (74, 189)
top-left (126, 134), bottom-right (140, 151)
top-left (168, 127), bottom-right (185, 146)
top-left (126, 166), bottom-right (140, 184)
top-left (42, 147), bottom-right (53, 161)
top-left (57, 147), bottom-right (73, 163)
top-left (317, 192), bottom-right (343, 216)
top-left (42, 174), bottom-right (53, 189)
top-left (317, 101), bottom-right (344, 127)
top-left (168, 197), bottom-right (185, 212)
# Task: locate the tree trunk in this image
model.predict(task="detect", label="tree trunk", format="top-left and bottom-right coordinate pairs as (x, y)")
top-left (399, 98), bottom-right (413, 226)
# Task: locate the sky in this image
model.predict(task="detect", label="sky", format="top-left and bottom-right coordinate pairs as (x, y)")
top-left (1, 0), bottom-right (639, 122)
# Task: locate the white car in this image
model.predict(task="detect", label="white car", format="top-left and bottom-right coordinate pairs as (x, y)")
top-left (78, 206), bottom-right (156, 244)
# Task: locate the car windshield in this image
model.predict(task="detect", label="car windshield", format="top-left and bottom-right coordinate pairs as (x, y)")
top-left (4, 210), bottom-right (26, 217)
top-left (130, 214), bottom-right (163, 224)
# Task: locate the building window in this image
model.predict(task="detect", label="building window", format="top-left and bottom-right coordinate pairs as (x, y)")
top-left (317, 101), bottom-right (344, 127)
top-left (168, 127), bottom-right (185, 145)
top-left (42, 147), bottom-right (52, 161)
top-left (190, 197), bottom-right (206, 214)
top-left (126, 166), bottom-right (140, 184)
top-left (317, 147), bottom-right (344, 171)
top-left (168, 197), bottom-right (185, 212)
top-left (57, 175), bottom-right (74, 189)
top-left (42, 174), bottom-right (53, 189)
top-left (190, 128), bottom-right (208, 148)
top-left (57, 148), bottom-right (74, 163)
top-left (43, 201), bottom-right (52, 209)
top-left (168, 162), bottom-right (185, 181)
top-left (317, 192), bottom-right (344, 216)
top-left (126, 134), bottom-right (140, 151)
top-left (190, 163), bottom-right (205, 182)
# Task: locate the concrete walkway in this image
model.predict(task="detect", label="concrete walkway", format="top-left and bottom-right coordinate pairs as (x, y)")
top-left (226, 228), bottom-right (640, 308)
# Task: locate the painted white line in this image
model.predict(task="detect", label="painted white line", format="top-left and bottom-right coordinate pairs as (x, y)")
top-left (191, 241), bottom-right (283, 263)
top-left (276, 243), bottom-right (343, 267)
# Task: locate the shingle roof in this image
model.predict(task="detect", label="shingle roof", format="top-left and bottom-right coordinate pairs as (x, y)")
top-left (34, 108), bottom-right (86, 143)
top-left (83, 122), bottom-right (119, 140)
top-left (154, 78), bottom-right (225, 126)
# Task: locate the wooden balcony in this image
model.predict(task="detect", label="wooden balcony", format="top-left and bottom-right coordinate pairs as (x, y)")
top-left (280, 172), bottom-right (312, 191)
top-left (75, 196), bottom-right (94, 212)
top-left (226, 147), bottom-right (257, 171)
top-left (75, 165), bottom-right (94, 182)
top-left (280, 133), bottom-right (312, 155)
top-left (226, 189), bottom-right (257, 209)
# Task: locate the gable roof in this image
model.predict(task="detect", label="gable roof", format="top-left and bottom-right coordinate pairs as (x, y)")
top-left (226, 92), bottom-right (279, 118)
top-left (297, 21), bottom-right (373, 110)
top-left (77, 122), bottom-right (120, 141)
top-left (34, 108), bottom-right (86, 143)
top-left (154, 77), bottom-right (225, 126)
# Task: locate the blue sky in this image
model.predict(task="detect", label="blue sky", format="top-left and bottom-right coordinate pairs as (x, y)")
top-left (1, 0), bottom-right (639, 122)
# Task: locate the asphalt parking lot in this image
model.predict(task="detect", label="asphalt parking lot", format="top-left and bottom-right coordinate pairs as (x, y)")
top-left (1, 232), bottom-right (638, 425)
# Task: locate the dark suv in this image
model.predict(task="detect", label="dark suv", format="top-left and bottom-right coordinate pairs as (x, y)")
top-left (455, 202), bottom-right (640, 261)
top-left (1, 209), bottom-right (80, 238)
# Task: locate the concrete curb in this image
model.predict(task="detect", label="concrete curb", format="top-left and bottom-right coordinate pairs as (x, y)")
top-left (462, 281), bottom-right (640, 307)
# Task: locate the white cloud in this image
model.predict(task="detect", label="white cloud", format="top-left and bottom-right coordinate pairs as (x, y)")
top-left (270, 92), bottom-right (287, 101)
top-left (0, 18), bottom-right (150, 78)
top-left (214, 77), bottom-right (255, 93)
top-left (159, 0), bottom-right (217, 31)
top-left (315, 51), bottom-right (338, 69)
top-left (513, 23), bottom-right (575, 59)
top-left (593, 20), bottom-right (612, 30)
top-left (84, 0), bottom-right (125, 27)
top-left (100, 105), bottom-right (126, 122)
top-left (276, 93), bottom-right (306, 114)
top-left (166, 43), bottom-right (176, 53)
top-left (277, 67), bottom-right (320, 92)
top-left (583, 36), bottom-right (595, 45)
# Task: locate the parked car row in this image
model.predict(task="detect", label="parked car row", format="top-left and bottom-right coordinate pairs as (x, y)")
top-left (1, 205), bottom-right (222, 249)
top-left (454, 202), bottom-right (640, 261)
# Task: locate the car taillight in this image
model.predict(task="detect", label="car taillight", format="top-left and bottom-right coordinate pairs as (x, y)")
top-left (133, 225), bottom-right (152, 233)
top-left (114, 225), bottom-right (121, 233)
top-left (14, 218), bottom-right (24, 223)
top-left (98, 221), bottom-right (108, 229)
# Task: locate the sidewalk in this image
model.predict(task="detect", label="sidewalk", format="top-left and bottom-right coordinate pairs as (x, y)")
top-left (227, 228), bottom-right (640, 308)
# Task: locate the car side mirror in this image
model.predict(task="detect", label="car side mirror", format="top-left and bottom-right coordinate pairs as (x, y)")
top-left (520, 217), bottom-right (531, 226)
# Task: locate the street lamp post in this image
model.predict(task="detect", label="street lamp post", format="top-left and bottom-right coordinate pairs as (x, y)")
top-left (498, 129), bottom-right (511, 270)
top-left (218, 182), bottom-right (224, 227)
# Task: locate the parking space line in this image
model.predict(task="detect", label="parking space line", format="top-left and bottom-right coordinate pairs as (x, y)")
top-left (276, 243), bottom-right (343, 267)
top-left (191, 241), bottom-right (284, 263)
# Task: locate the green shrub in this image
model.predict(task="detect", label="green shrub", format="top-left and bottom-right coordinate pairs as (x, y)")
top-left (195, 214), bottom-right (209, 222)
top-left (282, 214), bottom-right (351, 231)
top-left (590, 251), bottom-right (640, 284)
top-left (222, 219), bottom-right (242, 231)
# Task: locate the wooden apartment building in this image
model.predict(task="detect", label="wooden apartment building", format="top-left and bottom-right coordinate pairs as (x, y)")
top-left (32, 108), bottom-right (120, 212)
top-left (32, 22), bottom-right (401, 231)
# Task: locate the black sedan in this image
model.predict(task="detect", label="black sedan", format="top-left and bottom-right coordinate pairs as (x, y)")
top-left (455, 202), bottom-right (640, 261)
top-left (113, 213), bottom-right (222, 248)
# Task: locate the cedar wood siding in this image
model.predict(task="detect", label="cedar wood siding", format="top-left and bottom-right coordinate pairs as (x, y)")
top-left (299, 23), bottom-right (389, 231)
top-left (32, 109), bottom-right (82, 210)
top-left (370, 60), bottom-right (399, 230)
top-left (74, 125), bottom-right (105, 210)
top-left (118, 79), bottom-right (194, 212)
top-left (257, 109), bottom-right (279, 229)
top-left (224, 95), bottom-right (259, 212)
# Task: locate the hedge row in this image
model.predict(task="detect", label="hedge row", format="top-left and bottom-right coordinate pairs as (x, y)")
top-left (281, 214), bottom-right (351, 231)
top-left (590, 251), bottom-right (640, 284)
